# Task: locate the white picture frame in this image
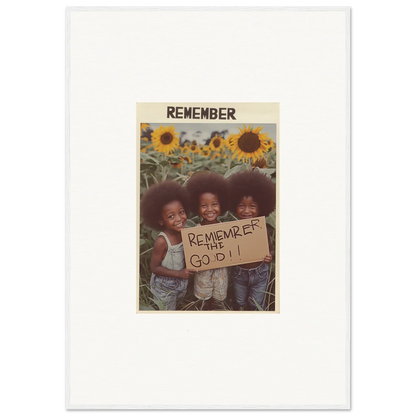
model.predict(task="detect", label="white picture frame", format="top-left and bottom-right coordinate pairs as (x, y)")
top-left (66, 7), bottom-right (350, 409)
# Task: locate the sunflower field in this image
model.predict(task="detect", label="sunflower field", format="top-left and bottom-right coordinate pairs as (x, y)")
top-left (138, 123), bottom-right (278, 311)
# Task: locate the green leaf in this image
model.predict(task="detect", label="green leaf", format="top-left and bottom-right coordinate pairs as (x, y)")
top-left (254, 167), bottom-right (276, 178)
top-left (174, 173), bottom-right (189, 180)
top-left (151, 230), bottom-right (160, 241)
top-left (140, 153), bottom-right (159, 164)
top-left (139, 304), bottom-right (155, 311)
top-left (218, 212), bottom-right (237, 222)
top-left (185, 219), bottom-right (197, 227)
top-left (140, 247), bottom-right (154, 256)
top-left (140, 239), bottom-right (146, 246)
top-left (140, 163), bottom-right (157, 170)
top-left (152, 296), bottom-right (167, 311)
top-left (251, 297), bottom-right (265, 311)
top-left (224, 163), bottom-right (250, 178)
top-left (266, 211), bottom-right (276, 228)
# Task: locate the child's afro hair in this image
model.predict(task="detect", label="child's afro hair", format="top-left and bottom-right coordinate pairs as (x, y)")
top-left (185, 171), bottom-right (228, 216)
top-left (227, 170), bottom-right (276, 217)
top-left (140, 180), bottom-right (190, 230)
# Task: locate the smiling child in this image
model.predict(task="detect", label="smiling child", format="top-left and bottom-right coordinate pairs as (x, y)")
top-left (186, 172), bottom-right (229, 309)
top-left (140, 180), bottom-right (195, 310)
top-left (227, 170), bottom-right (276, 311)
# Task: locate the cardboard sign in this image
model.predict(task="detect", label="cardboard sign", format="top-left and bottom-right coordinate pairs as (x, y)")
top-left (181, 217), bottom-right (269, 271)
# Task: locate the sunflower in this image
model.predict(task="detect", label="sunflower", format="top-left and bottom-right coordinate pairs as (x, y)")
top-left (210, 151), bottom-right (221, 160)
top-left (201, 146), bottom-right (211, 157)
top-left (151, 125), bottom-right (179, 155)
top-left (251, 158), bottom-right (268, 169)
top-left (170, 158), bottom-right (183, 169)
top-left (140, 144), bottom-right (153, 153)
top-left (141, 123), bottom-right (150, 133)
top-left (170, 162), bottom-right (183, 169)
top-left (209, 134), bottom-right (224, 152)
top-left (266, 138), bottom-right (275, 150)
top-left (189, 143), bottom-right (200, 154)
top-left (181, 145), bottom-right (191, 155)
top-left (141, 136), bottom-right (149, 142)
top-left (224, 134), bottom-right (234, 149)
top-left (229, 124), bottom-right (270, 162)
top-left (183, 156), bottom-right (192, 164)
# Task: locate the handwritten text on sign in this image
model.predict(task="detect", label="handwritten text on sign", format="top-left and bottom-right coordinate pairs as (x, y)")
top-left (181, 217), bottom-right (269, 271)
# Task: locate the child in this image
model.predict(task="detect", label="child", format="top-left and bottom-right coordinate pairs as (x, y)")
top-left (227, 170), bottom-right (276, 311)
top-left (140, 180), bottom-right (194, 310)
top-left (186, 172), bottom-right (229, 309)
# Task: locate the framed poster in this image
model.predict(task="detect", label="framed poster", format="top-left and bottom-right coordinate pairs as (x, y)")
top-left (137, 103), bottom-right (279, 313)
top-left (67, 7), bottom-right (350, 409)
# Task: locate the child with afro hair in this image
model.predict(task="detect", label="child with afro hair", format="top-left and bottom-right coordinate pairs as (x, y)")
top-left (226, 170), bottom-right (276, 311)
top-left (141, 180), bottom-right (195, 310)
top-left (186, 171), bottom-right (229, 309)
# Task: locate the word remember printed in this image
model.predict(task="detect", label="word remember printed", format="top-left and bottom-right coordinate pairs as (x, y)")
top-left (167, 106), bottom-right (236, 120)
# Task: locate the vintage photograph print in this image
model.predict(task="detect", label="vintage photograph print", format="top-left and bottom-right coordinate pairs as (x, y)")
top-left (137, 104), bottom-right (279, 312)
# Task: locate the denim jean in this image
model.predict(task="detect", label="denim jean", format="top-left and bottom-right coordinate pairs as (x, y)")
top-left (231, 262), bottom-right (269, 311)
top-left (150, 274), bottom-right (188, 311)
